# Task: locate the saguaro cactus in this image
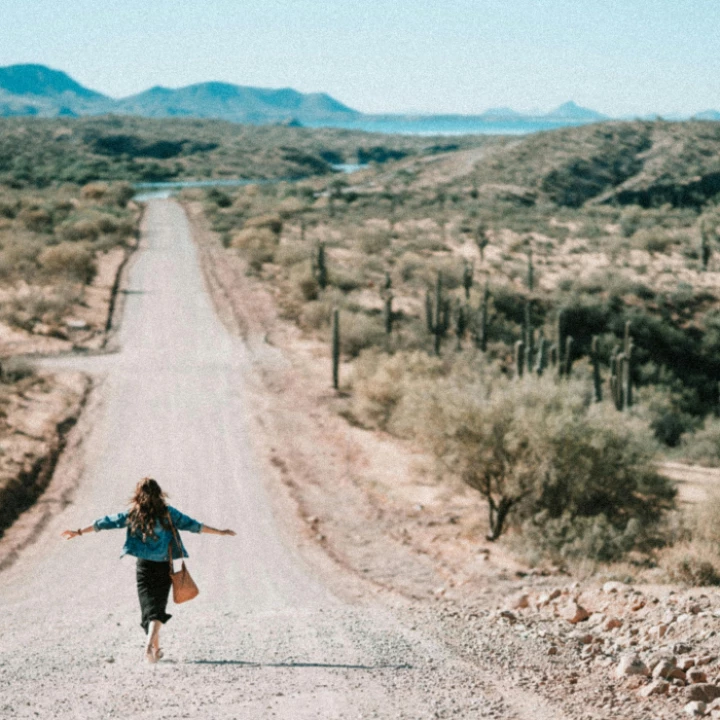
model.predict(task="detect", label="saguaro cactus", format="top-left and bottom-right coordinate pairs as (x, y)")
top-left (462, 261), bottom-right (474, 300)
top-left (702, 228), bottom-right (712, 271)
top-left (425, 273), bottom-right (450, 355)
top-left (524, 300), bottom-right (534, 373)
top-left (534, 334), bottom-right (547, 376)
top-left (514, 340), bottom-right (525, 379)
top-left (475, 224), bottom-right (489, 261)
top-left (623, 321), bottom-right (633, 410)
top-left (475, 282), bottom-right (490, 352)
top-left (556, 309), bottom-right (567, 377)
top-left (590, 336), bottom-right (602, 402)
top-left (564, 336), bottom-right (575, 377)
top-left (314, 242), bottom-right (328, 289)
top-left (332, 308), bottom-right (340, 390)
top-left (549, 343), bottom-right (558, 370)
top-left (526, 248), bottom-right (534, 291)
top-left (383, 294), bottom-right (394, 335)
top-left (454, 303), bottom-right (468, 350)
top-left (609, 347), bottom-right (625, 410)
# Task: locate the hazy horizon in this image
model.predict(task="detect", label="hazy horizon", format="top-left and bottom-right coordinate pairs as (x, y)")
top-left (2, 0), bottom-right (718, 118)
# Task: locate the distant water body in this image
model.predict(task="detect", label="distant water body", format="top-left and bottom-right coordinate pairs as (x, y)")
top-left (304, 116), bottom-right (594, 136)
top-left (133, 163), bottom-right (369, 201)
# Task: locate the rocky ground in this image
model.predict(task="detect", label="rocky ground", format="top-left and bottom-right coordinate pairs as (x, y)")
top-left (0, 371), bottom-right (88, 543)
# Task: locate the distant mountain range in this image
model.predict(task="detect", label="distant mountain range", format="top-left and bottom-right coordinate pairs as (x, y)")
top-left (0, 64), bottom-right (717, 130)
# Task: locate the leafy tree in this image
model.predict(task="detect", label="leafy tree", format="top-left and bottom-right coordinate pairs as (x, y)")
top-left (422, 376), bottom-right (675, 542)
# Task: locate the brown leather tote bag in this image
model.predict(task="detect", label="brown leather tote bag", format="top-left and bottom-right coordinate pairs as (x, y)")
top-left (167, 513), bottom-right (199, 604)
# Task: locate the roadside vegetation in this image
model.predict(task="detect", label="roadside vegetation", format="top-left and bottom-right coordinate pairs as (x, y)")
top-left (0, 168), bottom-right (140, 538)
top-left (0, 179), bottom-right (138, 350)
top-left (197, 118), bottom-right (720, 580)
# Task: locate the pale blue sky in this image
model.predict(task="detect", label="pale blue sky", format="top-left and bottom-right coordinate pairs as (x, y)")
top-left (2, 0), bottom-right (717, 116)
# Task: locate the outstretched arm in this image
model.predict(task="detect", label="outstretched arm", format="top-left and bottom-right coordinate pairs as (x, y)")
top-left (200, 525), bottom-right (236, 536)
top-left (61, 525), bottom-right (95, 540)
top-left (62, 511), bottom-right (128, 540)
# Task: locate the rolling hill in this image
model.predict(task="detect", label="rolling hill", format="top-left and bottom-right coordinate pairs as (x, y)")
top-left (0, 64), bottom-right (611, 131)
top-left (0, 64), bottom-right (360, 124)
top-left (464, 120), bottom-right (720, 208)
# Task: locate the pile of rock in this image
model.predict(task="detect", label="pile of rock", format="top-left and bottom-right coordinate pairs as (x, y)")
top-left (494, 579), bottom-right (720, 717)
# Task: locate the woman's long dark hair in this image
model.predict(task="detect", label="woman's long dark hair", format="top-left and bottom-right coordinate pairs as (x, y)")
top-left (127, 478), bottom-right (169, 540)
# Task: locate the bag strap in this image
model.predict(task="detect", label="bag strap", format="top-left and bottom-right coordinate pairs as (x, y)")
top-left (166, 510), bottom-right (182, 567)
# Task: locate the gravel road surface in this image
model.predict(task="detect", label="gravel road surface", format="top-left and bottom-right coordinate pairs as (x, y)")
top-left (0, 201), bottom-right (562, 720)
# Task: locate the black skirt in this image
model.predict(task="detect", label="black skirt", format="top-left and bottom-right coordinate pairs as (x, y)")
top-left (136, 559), bottom-right (173, 634)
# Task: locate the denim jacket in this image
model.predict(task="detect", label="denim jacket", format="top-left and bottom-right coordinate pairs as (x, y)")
top-left (93, 505), bottom-right (204, 561)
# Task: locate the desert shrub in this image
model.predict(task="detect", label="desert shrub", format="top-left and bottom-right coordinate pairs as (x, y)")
top-left (643, 385), bottom-right (701, 447)
top-left (206, 188), bottom-right (232, 208)
top-left (340, 312), bottom-right (385, 357)
top-left (299, 300), bottom-right (331, 330)
top-left (275, 241), bottom-right (309, 267)
top-left (681, 418), bottom-right (720, 466)
top-left (430, 259), bottom-right (464, 290)
top-left (244, 214), bottom-right (283, 235)
top-left (405, 235), bottom-right (448, 253)
top-left (632, 228), bottom-right (674, 254)
top-left (80, 182), bottom-right (109, 200)
top-left (38, 242), bottom-right (96, 284)
top-left (18, 207), bottom-right (53, 232)
top-left (231, 227), bottom-right (278, 270)
top-left (398, 373), bottom-right (674, 547)
top-left (397, 252), bottom-right (425, 283)
top-left (0, 236), bottom-right (44, 278)
top-left (650, 410), bottom-right (698, 447)
top-left (276, 196), bottom-right (307, 217)
top-left (331, 267), bottom-right (365, 293)
top-left (107, 182), bottom-right (135, 208)
top-left (359, 228), bottom-right (391, 254)
top-left (620, 207), bottom-right (645, 237)
top-left (0, 198), bottom-right (18, 219)
top-left (58, 217), bottom-right (101, 242)
top-left (0, 285), bottom-right (81, 329)
top-left (520, 512), bottom-right (642, 564)
top-left (93, 213), bottom-right (122, 234)
top-left (666, 555), bottom-right (720, 586)
top-left (1, 357), bottom-right (35, 383)
top-left (662, 494), bottom-right (720, 585)
top-left (296, 274), bottom-right (319, 301)
top-left (349, 349), bottom-right (446, 429)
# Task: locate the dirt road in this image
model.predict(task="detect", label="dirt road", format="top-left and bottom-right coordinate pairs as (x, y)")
top-left (0, 200), bottom-right (575, 720)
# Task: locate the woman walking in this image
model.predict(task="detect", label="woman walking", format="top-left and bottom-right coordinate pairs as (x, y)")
top-left (62, 477), bottom-right (235, 663)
